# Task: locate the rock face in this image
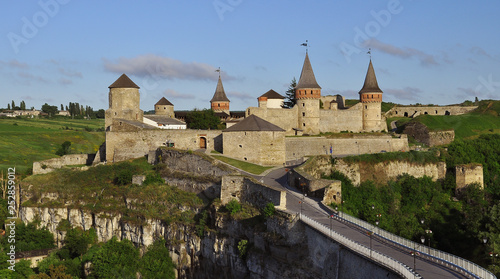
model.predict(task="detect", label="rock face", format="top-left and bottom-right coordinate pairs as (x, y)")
top-left (20, 206), bottom-right (398, 279)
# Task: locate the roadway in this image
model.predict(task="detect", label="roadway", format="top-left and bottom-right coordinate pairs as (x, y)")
top-left (257, 167), bottom-right (469, 279)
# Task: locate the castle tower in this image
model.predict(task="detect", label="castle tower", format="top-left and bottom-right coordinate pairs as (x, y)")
top-left (105, 74), bottom-right (144, 131)
top-left (210, 74), bottom-right (230, 114)
top-left (295, 52), bottom-right (321, 134)
top-left (155, 97), bottom-right (174, 117)
top-left (359, 60), bottom-right (383, 131)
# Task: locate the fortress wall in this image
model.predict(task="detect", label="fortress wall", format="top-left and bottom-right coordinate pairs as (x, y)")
top-left (456, 164), bottom-right (484, 189)
top-left (33, 154), bottom-right (94, 174)
top-left (223, 130), bottom-right (285, 166)
top-left (246, 106), bottom-right (299, 135)
top-left (319, 104), bottom-right (363, 133)
top-left (221, 175), bottom-right (286, 210)
top-left (385, 106), bottom-right (477, 118)
top-left (106, 129), bottom-right (222, 162)
top-left (285, 135), bottom-right (409, 161)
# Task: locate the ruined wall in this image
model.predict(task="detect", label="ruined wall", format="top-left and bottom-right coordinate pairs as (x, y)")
top-left (403, 121), bottom-right (455, 147)
top-left (385, 105), bottom-right (477, 118)
top-left (246, 106), bottom-right (298, 135)
top-left (456, 164), bottom-right (484, 190)
top-left (221, 175), bottom-right (286, 210)
top-left (303, 156), bottom-right (446, 186)
top-left (223, 130), bottom-right (285, 166)
top-left (105, 129), bottom-right (223, 162)
top-left (285, 135), bottom-right (409, 161)
top-left (33, 154), bottom-right (94, 174)
top-left (319, 103), bottom-right (363, 133)
top-left (288, 168), bottom-right (342, 204)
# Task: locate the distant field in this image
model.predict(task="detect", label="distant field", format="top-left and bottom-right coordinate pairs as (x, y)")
top-left (0, 117), bottom-right (105, 174)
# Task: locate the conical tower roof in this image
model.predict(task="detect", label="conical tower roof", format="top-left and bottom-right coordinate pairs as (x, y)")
top-left (296, 52), bottom-right (321, 89)
top-left (155, 97), bottom-right (173, 106)
top-left (359, 60), bottom-right (383, 94)
top-left (210, 75), bottom-right (230, 102)
top-left (108, 74), bottom-right (140, 89)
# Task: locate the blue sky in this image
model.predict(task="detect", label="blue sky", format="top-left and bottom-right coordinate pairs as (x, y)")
top-left (1, 0), bottom-right (499, 111)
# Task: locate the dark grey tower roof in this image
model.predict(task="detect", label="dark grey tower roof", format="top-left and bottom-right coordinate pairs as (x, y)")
top-left (359, 60), bottom-right (383, 94)
top-left (296, 52), bottom-right (321, 89)
top-left (108, 74), bottom-right (140, 89)
top-left (224, 114), bottom-right (285, 132)
top-left (155, 97), bottom-right (173, 106)
top-left (210, 76), bottom-right (230, 102)
top-left (259, 89), bottom-right (285, 99)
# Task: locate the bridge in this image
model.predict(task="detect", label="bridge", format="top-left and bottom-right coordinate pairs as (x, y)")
top-left (258, 167), bottom-right (495, 279)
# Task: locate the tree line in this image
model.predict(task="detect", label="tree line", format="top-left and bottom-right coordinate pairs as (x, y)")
top-left (4, 100), bottom-right (105, 118)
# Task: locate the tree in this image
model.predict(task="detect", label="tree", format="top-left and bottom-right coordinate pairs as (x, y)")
top-left (11, 101), bottom-right (15, 110)
top-left (7, 103), bottom-right (10, 110)
top-left (41, 103), bottom-right (58, 116)
top-left (282, 77), bottom-right (297, 108)
top-left (20, 101), bottom-right (26, 110)
top-left (56, 141), bottom-right (72, 156)
top-left (60, 104), bottom-right (64, 111)
top-left (31, 264), bottom-right (73, 279)
top-left (61, 227), bottom-right (97, 259)
top-left (88, 237), bottom-right (139, 278)
top-left (139, 238), bottom-right (175, 279)
top-left (186, 109), bottom-right (222, 130)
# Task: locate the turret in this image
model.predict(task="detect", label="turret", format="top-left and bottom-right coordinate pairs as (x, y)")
top-left (210, 74), bottom-right (230, 114)
top-left (295, 52), bottom-right (321, 134)
top-left (359, 60), bottom-right (383, 131)
top-left (105, 74), bottom-right (143, 131)
top-left (155, 97), bottom-right (174, 117)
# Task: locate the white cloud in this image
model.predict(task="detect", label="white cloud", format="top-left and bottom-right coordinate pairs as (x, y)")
top-left (363, 38), bottom-right (438, 66)
top-left (384, 87), bottom-right (422, 101)
top-left (103, 54), bottom-right (236, 81)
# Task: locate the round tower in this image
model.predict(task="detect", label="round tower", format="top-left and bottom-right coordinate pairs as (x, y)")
top-left (359, 60), bottom-right (383, 131)
top-left (295, 52), bottom-right (321, 135)
top-left (210, 74), bottom-right (230, 114)
top-left (105, 74), bottom-right (143, 131)
top-left (155, 97), bottom-right (174, 117)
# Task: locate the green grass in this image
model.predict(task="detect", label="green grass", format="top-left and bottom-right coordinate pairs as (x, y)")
top-left (211, 155), bottom-right (273, 175)
top-left (0, 117), bottom-right (105, 174)
top-left (414, 114), bottom-right (500, 139)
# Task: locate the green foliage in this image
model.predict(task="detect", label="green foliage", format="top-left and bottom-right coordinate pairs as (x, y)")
top-left (55, 141), bottom-right (71, 156)
top-left (211, 156), bottom-right (272, 175)
top-left (142, 172), bottom-right (165, 186)
top-left (10, 259), bottom-right (34, 279)
top-left (263, 202), bottom-right (275, 218)
top-left (113, 164), bottom-right (136, 185)
top-left (139, 238), bottom-right (176, 279)
top-left (195, 210), bottom-right (209, 237)
top-left (282, 77), bottom-right (296, 109)
top-left (41, 103), bottom-right (59, 116)
top-left (87, 237), bottom-right (139, 278)
top-left (1, 222), bottom-right (55, 252)
top-left (342, 150), bottom-right (441, 164)
top-left (60, 227), bottom-right (98, 259)
top-left (185, 109), bottom-right (222, 130)
top-left (226, 199), bottom-right (242, 215)
top-left (0, 198), bottom-right (10, 228)
top-left (237, 239), bottom-right (249, 259)
top-left (31, 264), bottom-right (74, 279)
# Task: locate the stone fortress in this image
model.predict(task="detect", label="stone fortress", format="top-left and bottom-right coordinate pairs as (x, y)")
top-left (104, 52), bottom-right (415, 166)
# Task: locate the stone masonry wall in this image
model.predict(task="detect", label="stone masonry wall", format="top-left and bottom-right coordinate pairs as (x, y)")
top-left (285, 135), bottom-right (409, 161)
top-left (385, 105), bottom-right (477, 118)
top-left (403, 121), bottom-right (455, 147)
top-left (221, 175), bottom-right (286, 211)
top-left (246, 106), bottom-right (298, 136)
top-left (319, 103), bottom-right (364, 133)
top-left (106, 129), bottom-right (222, 162)
top-left (456, 164), bottom-right (484, 190)
top-left (33, 154), bottom-right (94, 175)
top-left (223, 130), bottom-right (286, 166)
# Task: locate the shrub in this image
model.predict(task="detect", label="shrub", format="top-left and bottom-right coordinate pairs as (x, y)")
top-left (143, 173), bottom-right (165, 186)
top-left (226, 199), bottom-right (242, 215)
top-left (238, 239), bottom-right (249, 259)
top-left (263, 202), bottom-right (275, 218)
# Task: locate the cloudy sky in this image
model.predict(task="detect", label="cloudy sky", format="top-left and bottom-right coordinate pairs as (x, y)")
top-left (1, 1), bottom-right (499, 111)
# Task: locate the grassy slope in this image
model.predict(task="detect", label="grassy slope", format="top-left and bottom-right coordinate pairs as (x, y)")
top-left (0, 117), bottom-right (105, 174)
top-left (211, 155), bottom-right (273, 175)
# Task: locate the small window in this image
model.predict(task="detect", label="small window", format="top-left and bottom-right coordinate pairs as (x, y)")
top-left (302, 112), bottom-right (305, 117)
top-left (218, 104), bottom-right (220, 107)
top-left (239, 144), bottom-right (242, 148)
top-left (302, 103), bottom-right (305, 107)
top-left (303, 123), bottom-right (306, 127)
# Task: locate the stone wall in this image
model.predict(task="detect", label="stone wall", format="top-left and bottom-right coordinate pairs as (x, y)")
top-left (223, 130), bottom-right (286, 166)
top-left (221, 175), bottom-right (286, 210)
top-left (106, 129), bottom-right (223, 162)
top-left (385, 105), bottom-right (477, 118)
top-left (288, 168), bottom-right (342, 204)
top-left (303, 156), bottom-right (446, 186)
top-left (285, 134), bottom-right (409, 161)
top-left (403, 121), bottom-right (455, 147)
top-left (456, 164), bottom-right (484, 190)
top-left (33, 154), bottom-right (94, 174)
top-left (246, 106), bottom-right (298, 135)
top-left (319, 103), bottom-right (363, 133)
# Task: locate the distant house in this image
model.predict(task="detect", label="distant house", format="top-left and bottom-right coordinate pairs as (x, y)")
top-left (143, 115), bottom-right (187, 129)
top-left (58, 110), bottom-right (70, 116)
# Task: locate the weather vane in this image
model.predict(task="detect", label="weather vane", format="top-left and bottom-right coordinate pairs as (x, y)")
top-left (367, 48), bottom-right (372, 59)
top-left (215, 67), bottom-right (221, 77)
top-left (301, 40), bottom-right (309, 53)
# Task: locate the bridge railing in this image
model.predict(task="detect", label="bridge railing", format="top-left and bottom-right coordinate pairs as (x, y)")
top-left (299, 213), bottom-right (421, 279)
top-left (336, 211), bottom-right (495, 279)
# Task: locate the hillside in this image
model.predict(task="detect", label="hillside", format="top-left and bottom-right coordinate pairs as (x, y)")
top-left (0, 117), bottom-right (105, 174)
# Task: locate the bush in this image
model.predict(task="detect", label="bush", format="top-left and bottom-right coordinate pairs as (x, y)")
top-left (226, 199), bottom-right (242, 215)
top-left (143, 173), bottom-right (165, 186)
top-left (55, 141), bottom-right (72, 156)
top-left (263, 202), bottom-right (275, 218)
top-left (238, 239), bottom-right (249, 259)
